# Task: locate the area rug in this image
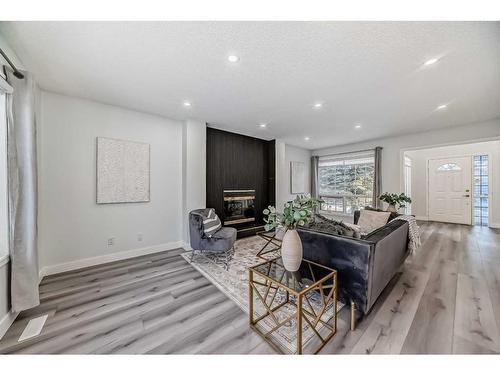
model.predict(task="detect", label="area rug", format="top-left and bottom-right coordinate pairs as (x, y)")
top-left (181, 236), bottom-right (343, 354)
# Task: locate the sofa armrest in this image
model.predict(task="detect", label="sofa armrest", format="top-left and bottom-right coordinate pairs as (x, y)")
top-left (363, 219), bottom-right (407, 243)
top-left (365, 221), bottom-right (409, 312)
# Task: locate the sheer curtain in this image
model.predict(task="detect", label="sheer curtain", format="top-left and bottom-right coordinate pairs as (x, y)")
top-left (5, 67), bottom-right (39, 312)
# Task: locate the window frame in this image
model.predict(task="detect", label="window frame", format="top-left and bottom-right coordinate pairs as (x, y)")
top-left (0, 80), bottom-right (11, 263)
top-left (473, 154), bottom-right (490, 227)
top-left (317, 152), bottom-right (375, 215)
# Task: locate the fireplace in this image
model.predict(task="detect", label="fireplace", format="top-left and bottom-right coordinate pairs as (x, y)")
top-left (223, 189), bottom-right (256, 225)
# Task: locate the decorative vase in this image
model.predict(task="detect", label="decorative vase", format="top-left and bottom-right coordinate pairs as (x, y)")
top-left (387, 204), bottom-right (397, 213)
top-left (281, 229), bottom-right (303, 272)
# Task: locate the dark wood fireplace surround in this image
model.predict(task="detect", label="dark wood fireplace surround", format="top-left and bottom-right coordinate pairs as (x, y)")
top-left (206, 127), bottom-right (275, 238)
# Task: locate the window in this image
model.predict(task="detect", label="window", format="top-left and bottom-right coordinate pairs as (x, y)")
top-left (473, 155), bottom-right (488, 226)
top-left (437, 163), bottom-right (461, 171)
top-left (404, 156), bottom-right (412, 215)
top-left (318, 151), bottom-right (374, 214)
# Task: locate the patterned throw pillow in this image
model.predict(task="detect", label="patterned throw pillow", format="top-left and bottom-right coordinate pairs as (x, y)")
top-left (202, 209), bottom-right (222, 237)
top-left (357, 210), bottom-right (391, 235)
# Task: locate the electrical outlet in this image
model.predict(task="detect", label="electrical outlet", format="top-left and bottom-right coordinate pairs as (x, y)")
top-left (107, 237), bottom-right (115, 247)
top-left (137, 233), bottom-right (143, 242)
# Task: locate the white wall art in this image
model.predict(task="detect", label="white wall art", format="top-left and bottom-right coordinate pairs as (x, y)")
top-left (96, 137), bottom-right (150, 204)
top-left (290, 161), bottom-right (306, 194)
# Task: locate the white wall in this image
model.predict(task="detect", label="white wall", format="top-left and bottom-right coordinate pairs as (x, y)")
top-left (0, 32), bottom-right (25, 80)
top-left (276, 141), bottom-right (311, 210)
top-left (406, 140), bottom-right (500, 226)
top-left (182, 120), bottom-right (206, 245)
top-left (38, 91), bottom-right (184, 271)
top-left (313, 118), bottom-right (500, 214)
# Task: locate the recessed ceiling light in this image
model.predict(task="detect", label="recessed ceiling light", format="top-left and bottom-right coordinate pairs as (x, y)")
top-left (436, 104), bottom-right (448, 110)
top-left (313, 103), bottom-right (323, 109)
top-left (304, 137), bottom-right (310, 141)
top-left (183, 101), bottom-right (191, 107)
top-left (258, 123), bottom-right (267, 128)
top-left (355, 124), bottom-right (362, 129)
top-left (227, 55), bottom-right (239, 63)
top-left (424, 57), bottom-right (439, 66)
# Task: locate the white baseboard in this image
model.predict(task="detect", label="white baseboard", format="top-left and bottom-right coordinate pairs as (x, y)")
top-left (0, 310), bottom-right (19, 340)
top-left (490, 222), bottom-right (500, 229)
top-left (39, 241), bottom-right (184, 278)
top-left (182, 242), bottom-right (192, 251)
top-left (415, 216), bottom-right (429, 221)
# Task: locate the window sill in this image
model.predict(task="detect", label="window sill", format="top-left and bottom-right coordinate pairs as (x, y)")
top-left (318, 211), bottom-right (355, 220)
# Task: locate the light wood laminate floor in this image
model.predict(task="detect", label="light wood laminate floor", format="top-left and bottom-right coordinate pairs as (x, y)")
top-left (0, 221), bottom-right (499, 354)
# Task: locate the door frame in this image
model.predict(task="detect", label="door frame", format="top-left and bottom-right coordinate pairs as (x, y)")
top-left (426, 153), bottom-right (492, 226)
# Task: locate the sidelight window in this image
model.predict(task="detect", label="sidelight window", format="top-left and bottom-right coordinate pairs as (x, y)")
top-left (473, 155), bottom-right (489, 226)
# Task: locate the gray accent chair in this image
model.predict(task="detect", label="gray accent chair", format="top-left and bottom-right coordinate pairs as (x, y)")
top-left (188, 209), bottom-right (237, 270)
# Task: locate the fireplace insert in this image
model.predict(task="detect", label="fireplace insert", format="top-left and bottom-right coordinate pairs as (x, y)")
top-left (223, 189), bottom-right (256, 225)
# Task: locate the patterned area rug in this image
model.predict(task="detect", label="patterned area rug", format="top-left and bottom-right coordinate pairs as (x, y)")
top-left (181, 235), bottom-right (343, 354)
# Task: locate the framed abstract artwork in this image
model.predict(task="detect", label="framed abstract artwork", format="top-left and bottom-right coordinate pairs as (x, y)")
top-left (290, 161), bottom-right (305, 194)
top-left (96, 137), bottom-right (150, 204)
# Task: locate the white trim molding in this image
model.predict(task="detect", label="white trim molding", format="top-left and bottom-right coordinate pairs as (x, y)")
top-left (0, 310), bottom-right (18, 340)
top-left (490, 222), bottom-right (500, 229)
top-left (39, 241), bottom-right (184, 278)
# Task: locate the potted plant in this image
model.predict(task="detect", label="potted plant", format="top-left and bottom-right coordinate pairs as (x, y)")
top-left (379, 192), bottom-right (412, 213)
top-left (263, 195), bottom-right (322, 271)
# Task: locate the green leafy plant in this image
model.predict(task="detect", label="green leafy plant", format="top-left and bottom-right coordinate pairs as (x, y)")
top-left (379, 192), bottom-right (412, 209)
top-left (263, 195), bottom-right (323, 232)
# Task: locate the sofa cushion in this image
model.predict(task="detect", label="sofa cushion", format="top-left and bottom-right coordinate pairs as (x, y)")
top-left (357, 209), bottom-right (391, 235)
top-left (364, 206), bottom-right (399, 221)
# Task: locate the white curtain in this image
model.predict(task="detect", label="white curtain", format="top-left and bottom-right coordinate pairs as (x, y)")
top-left (5, 67), bottom-right (39, 312)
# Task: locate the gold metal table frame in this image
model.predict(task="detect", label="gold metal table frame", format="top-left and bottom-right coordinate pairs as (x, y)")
top-left (256, 229), bottom-right (284, 259)
top-left (248, 258), bottom-right (337, 354)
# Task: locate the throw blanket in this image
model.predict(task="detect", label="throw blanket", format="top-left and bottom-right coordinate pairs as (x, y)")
top-left (389, 215), bottom-right (421, 253)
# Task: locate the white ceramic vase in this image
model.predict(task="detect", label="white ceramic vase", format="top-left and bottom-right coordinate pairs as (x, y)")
top-left (281, 229), bottom-right (303, 272)
top-left (387, 204), bottom-right (397, 213)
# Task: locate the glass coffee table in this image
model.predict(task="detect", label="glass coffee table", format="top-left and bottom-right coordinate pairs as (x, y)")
top-left (248, 257), bottom-right (337, 354)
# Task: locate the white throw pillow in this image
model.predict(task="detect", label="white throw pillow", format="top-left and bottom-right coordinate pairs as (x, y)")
top-left (357, 210), bottom-right (391, 235)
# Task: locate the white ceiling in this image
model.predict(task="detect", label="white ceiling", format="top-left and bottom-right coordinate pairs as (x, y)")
top-left (1, 21), bottom-right (499, 150)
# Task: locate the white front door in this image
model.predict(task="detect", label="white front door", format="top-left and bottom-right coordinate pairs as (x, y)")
top-left (428, 157), bottom-right (472, 225)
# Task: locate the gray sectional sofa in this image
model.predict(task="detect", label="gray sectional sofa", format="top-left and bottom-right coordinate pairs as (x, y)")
top-left (297, 210), bottom-right (409, 322)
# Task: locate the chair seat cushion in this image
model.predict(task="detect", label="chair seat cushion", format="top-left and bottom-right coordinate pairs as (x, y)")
top-left (212, 227), bottom-right (237, 240)
top-left (200, 226), bottom-right (237, 252)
